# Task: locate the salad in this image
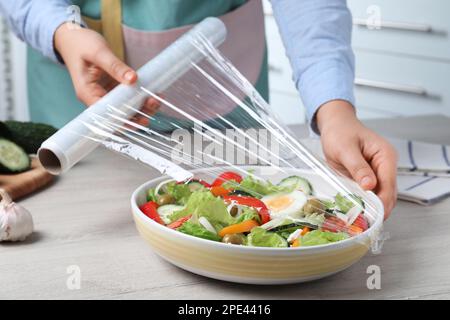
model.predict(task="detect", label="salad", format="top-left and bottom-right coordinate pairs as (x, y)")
top-left (139, 171), bottom-right (370, 248)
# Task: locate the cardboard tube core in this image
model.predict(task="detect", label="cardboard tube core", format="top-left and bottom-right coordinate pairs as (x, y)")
top-left (38, 148), bottom-right (62, 175)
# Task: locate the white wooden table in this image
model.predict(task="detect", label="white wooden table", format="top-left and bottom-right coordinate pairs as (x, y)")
top-left (1, 115), bottom-right (450, 300)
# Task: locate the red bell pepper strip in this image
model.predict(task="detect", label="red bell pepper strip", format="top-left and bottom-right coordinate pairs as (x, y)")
top-left (139, 201), bottom-right (164, 225)
top-left (322, 216), bottom-right (364, 236)
top-left (321, 216), bottom-right (346, 233)
top-left (211, 171), bottom-right (243, 187)
top-left (196, 180), bottom-right (212, 188)
top-left (352, 214), bottom-right (368, 231)
top-left (223, 195), bottom-right (271, 224)
top-left (258, 206), bottom-right (271, 225)
top-left (167, 215), bottom-right (192, 229)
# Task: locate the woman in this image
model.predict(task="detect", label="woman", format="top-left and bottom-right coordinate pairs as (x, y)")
top-left (0, 0), bottom-right (397, 217)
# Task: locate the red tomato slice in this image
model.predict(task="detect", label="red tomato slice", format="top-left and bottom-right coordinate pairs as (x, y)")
top-left (321, 216), bottom-right (346, 233)
top-left (322, 216), bottom-right (366, 236)
top-left (352, 214), bottom-right (368, 231)
top-left (211, 172), bottom-right (243, 187)
top-left (139, 201), bottom-right (164, 225)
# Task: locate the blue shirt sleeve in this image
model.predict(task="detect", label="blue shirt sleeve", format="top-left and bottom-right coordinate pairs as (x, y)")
top-left (0, 0), bottom-right (74, 63)
top-left (270, 0), bottom-right (355, 132)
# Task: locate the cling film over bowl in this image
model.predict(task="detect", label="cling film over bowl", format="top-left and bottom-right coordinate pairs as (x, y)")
top-left (40, 18), bottom-right (387, 254)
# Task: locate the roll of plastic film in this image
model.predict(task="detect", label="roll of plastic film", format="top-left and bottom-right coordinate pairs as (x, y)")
top-left (38, 17), bottom-right (227, 175)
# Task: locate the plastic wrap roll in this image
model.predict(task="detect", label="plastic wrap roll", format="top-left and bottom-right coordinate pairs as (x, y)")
top-left (38, 17), bottom-right (227, 175)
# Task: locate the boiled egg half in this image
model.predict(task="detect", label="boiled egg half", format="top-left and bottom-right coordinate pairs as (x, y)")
top-left (261, 190), bottom-right (307, 218)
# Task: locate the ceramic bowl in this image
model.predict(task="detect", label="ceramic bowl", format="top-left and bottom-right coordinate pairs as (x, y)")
top-left (131, 166), bottom-right (384, 284)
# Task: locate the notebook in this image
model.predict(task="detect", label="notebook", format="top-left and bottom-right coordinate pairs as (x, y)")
top-left (388, 138), bottom-right (450, 205)
top-left (396, 174), bottom-right (450, 205)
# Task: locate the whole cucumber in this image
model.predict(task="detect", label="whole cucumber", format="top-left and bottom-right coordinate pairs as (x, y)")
top-left (2, 121), bottom-right (58, 154)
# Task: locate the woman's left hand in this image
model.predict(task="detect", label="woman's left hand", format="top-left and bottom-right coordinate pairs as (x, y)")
top-left (316, 100), bottom-right (398, 219)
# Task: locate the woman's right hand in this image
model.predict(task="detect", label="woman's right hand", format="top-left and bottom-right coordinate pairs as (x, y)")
top-left (54, 22), bottom-right (159, 126)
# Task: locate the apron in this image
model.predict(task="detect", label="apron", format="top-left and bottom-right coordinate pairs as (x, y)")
top-left (27, 0), bottom-right (268, 130)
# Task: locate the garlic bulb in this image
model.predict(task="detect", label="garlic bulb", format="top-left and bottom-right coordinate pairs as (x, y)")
top-left (0, 189), bottom-right (34, 242)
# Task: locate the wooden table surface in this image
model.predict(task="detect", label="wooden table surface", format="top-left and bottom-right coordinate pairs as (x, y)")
top-left (1, 115), bottom-right (450, 300)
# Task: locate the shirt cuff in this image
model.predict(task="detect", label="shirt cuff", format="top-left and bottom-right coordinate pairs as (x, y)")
top-left (296, 61), bottom-right (355, 135)
top-left (43, 14), bottom-right (86, 64)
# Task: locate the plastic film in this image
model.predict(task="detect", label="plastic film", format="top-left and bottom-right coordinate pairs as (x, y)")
top-left (42, 18), bottom-right (386, 252)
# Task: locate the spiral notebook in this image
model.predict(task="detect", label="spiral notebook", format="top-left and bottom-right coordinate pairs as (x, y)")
top-left (388, 138), bottom-right (450, 205)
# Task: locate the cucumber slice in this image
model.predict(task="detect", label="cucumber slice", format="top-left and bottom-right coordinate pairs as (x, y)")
top-left (0, 139), bottom-right (31, 173)
top-left (157, 204), bottom-right (185, 224)
top-left (229, 190), bottom-right (254, 197)
top-left (278, 176), bottom-right (313, 195)
top-left (270, 222), bottom-right (318, 233)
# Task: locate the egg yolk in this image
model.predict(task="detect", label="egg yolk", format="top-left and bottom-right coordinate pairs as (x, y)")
top-left (264, 195), bottom-right (294, 212)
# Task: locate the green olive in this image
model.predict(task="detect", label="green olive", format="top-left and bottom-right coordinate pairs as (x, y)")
top-left (303, 198), bottom-right (325, 214)
top-left (222, 233), bottom-right (245, 245)
top-left (157, 194), bottom-right (175, 206)
top-left (229, 206), bottom-right (239, 217)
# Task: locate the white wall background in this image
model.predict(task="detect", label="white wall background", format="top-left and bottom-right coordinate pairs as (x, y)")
top-left (1, 1), bottom-right (448, 124)
top-left (10, 31), bottom-right (28, 120)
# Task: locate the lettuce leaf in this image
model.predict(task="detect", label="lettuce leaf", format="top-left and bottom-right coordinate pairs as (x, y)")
top-left (321, 199), bottom-right (335, 210)
top-left (234, 207), bottom-right (261, 224)
top-left (301, 230), bottom-right (349, 247)
top-left (165, 182), bottom-right (192, 205)
top-left (147, 188), bottom-right (158, 202)
top-left (225, 175), bottom-right (291, 199)
top-left (299, 213), bottom-right (325, 226)
top-left (247, 227), bottom-right (288, 248)
top-left (335, 193), bottom-right (363, 213)
top-left (177, 221), bottom-right (221, 241)
top-left (278, 231), bottom-right (293, 240)
top-left (169, 191), bottom-right (233, 228)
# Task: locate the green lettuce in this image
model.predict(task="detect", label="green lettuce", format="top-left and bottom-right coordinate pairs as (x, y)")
top-left (277, 230), bottom-right (296, 240)
top-left (335, 193), bottom-right (363, 213)
top-left (169, 191), bottom-right (233, 228)
top-left (234, 207), bottom-right (261, 224)
top-left (321, 199), bottom-right (335, 210)
top-left (177, 221), bottom-right (221, 241)
top-left (301, 230), bottom-right (349, 247)
top-left (247, 227), bottom-right (288, 248)
top-left (165, 182), bottom-right (192, 205)
top-left (225, 175), bottom-right (291, 199)
top-left (275, 226), bottom-right (302, 239)
top-left (147, 188), bottom-right (158, 202)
